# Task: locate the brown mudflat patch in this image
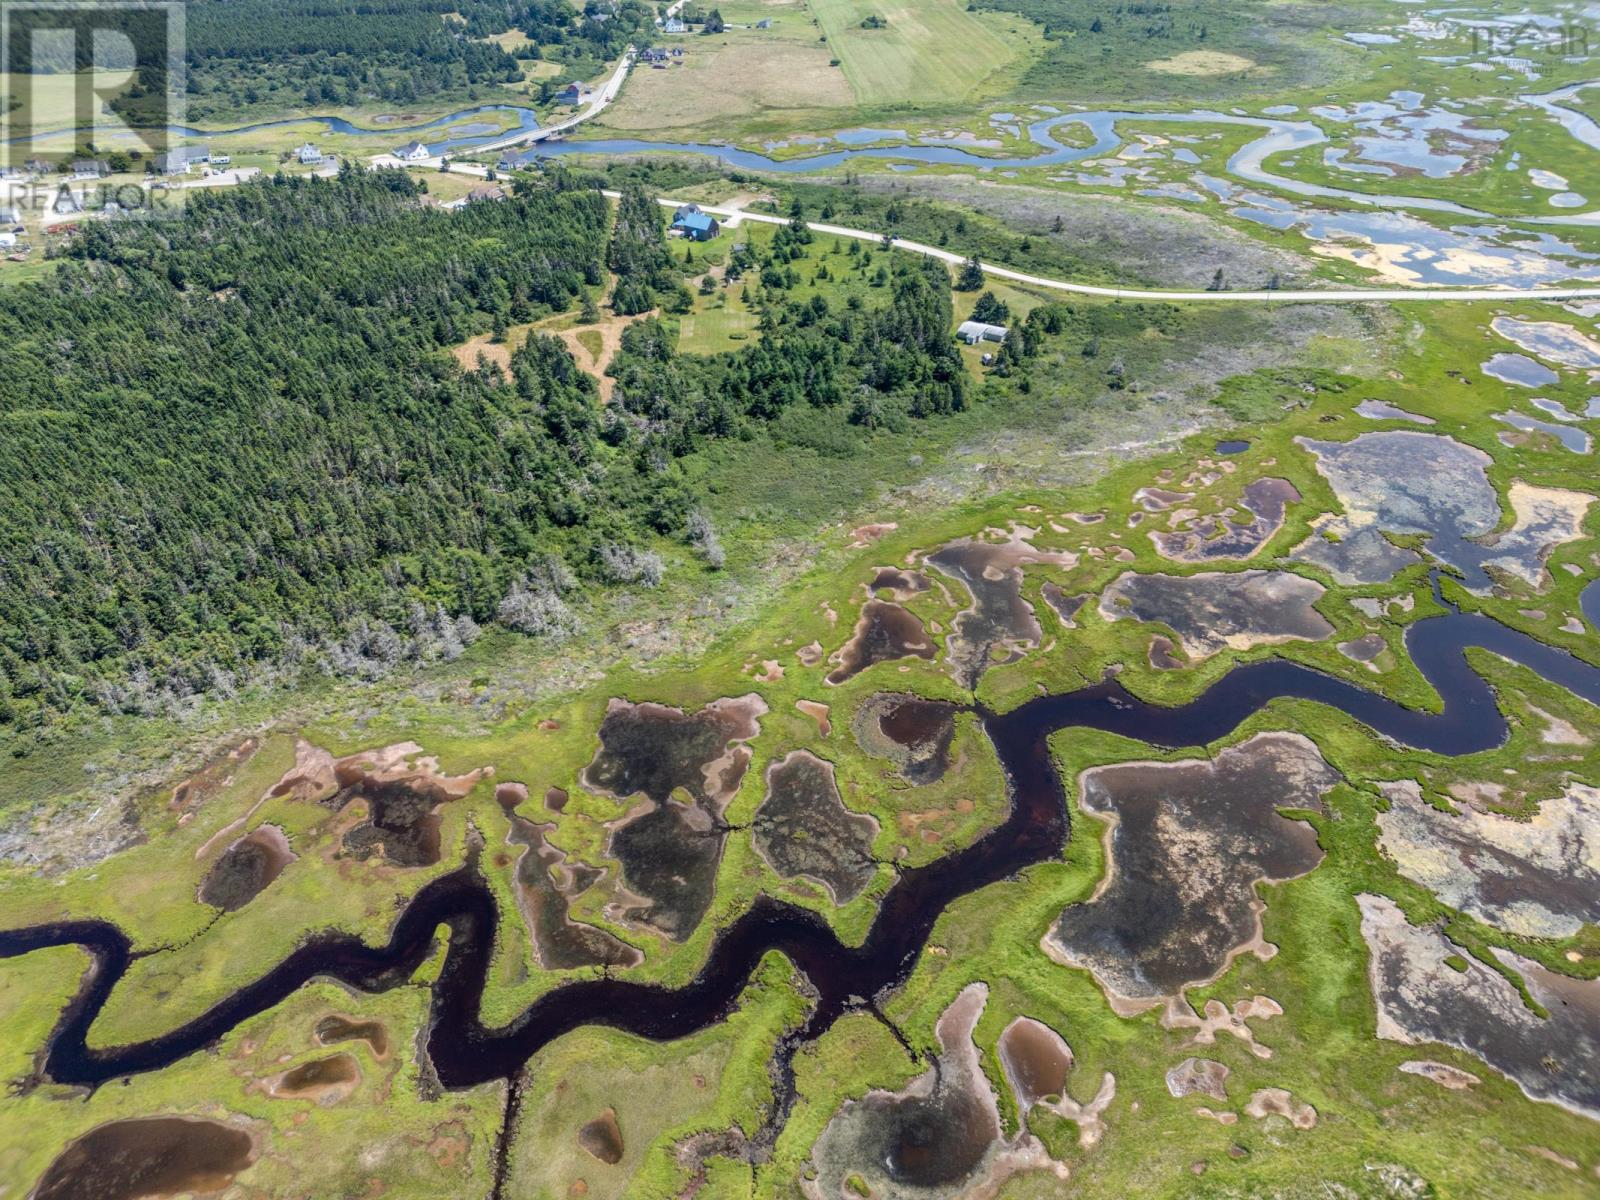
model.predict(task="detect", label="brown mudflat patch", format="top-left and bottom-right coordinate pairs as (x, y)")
top-left (577, 1108), bottom-right (625, 1165)
top-left (849, 522), bottom-right (897, 548)
top-left (1163, 994), bottom-right (1284, 1060)
top-left (198, 824), bottom-right (296, 911)
top-left (870, 566), bottom-right (932, 601)
top-left (261, 738), bottom-right (491, 868)
top-left (852, 692), bottom-right (959, 785)
top-left (825, 600), bottom-right (936, 686)
top-left (804, 984), bottom-right (1071, 1199)
top-left (1166, 1057), bottom-right (1230, 1102)
top-left (1148, 635), bottom-right (1185, 671)
top-left (1338, 633), bottom-right (1386, 667)
top-left (997, 1017), bottom-right (1074, 1111)
top-left (1046, 733), bottom-right (1338, 1011)
top-left (316, 1013), bottom-right (390, 1059)
top-left (265, 1052), bottom-right (361, 1104)
top-left (504, 809), bottom-right (641, 970)
top-left (169, 737), bottom-right (260, 813)
top-left (1150, 477), bottom-right (1299, 563)
top-left (1100, 570), bottom-right (1333, 659)
top-left (496, 782), bottom-right (530, 811)
top-left (752, 751), bottom-right (879, 905)
top-left (585, 695), bottom-right (767, 940)
top-left (31, 1116), bottom-right (258, 1200)
top-left (1040, 582), bottom-right (1088, 628)
top-left (796, 699), bottom-right (832, 736)
top-left (1244, 1087), bottom-right (1316, 1129)
top-left (925, 528), bottom-right (1077, 688)
top-left (1398, 1060), bottom-right (1479, 1091)
top-left (1359, 892), bottom-right (1600, 1119)
top-left (1133, 487), bottom-right (1194, 512)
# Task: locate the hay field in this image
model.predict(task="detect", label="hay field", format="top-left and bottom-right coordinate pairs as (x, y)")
top-left (597, 0), bottom-right (853, 134)
top-left (808, 0), bottom-right (1040, 108)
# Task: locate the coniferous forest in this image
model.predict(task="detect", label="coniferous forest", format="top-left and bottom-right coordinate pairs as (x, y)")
top-left (77, 0), bottom-right (661, 122)
top-left (0, 169), bottom-right (980, 731)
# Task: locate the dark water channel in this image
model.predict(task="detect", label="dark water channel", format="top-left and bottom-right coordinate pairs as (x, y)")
top-left (5, 593), bottom-right (1600, 1093)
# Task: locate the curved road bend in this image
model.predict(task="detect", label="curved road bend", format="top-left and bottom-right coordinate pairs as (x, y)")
top-left (627, 194), bottom-right (1600, 303)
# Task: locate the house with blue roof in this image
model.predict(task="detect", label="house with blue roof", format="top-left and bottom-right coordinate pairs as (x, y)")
top-left (671, 203), bottom-right (719, 241)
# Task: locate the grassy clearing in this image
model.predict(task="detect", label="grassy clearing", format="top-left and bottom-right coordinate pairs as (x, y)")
top-left (0, 70), bottom-right (139, 139)
top-left (677, 300), bottom-right (762, 354)
top-left (0, 254), bottom-right (60, 287)
top-left (671, 218), bottom-right (903, 354)
top-left (596, 0), bottom-right (854, 135)
top-left (808, 0), bottom-right (1043, 109)
top-left (969, 0), bottom-right (1363, 106)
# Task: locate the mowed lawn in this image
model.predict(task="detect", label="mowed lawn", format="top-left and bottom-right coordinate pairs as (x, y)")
top-left (679, 298), bottom-right (761, 355)
top-left (807, 0), bottom-right (1038, 108)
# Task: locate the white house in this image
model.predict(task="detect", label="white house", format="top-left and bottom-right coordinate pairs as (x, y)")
top-left (395, 140), bottom-right (430, 161)
top-left (297, 143), bottom-right (323, 165)
top-left (0, 206), bottom-right (22, 228)
top-left (154, 147), bottom-right (208, 175)
top-left (663, 16), bottom-right (686, 32)
top-left (957, 320), bottom-right (1007, 345)
top-left (51, 185), bottom-right (83, 215)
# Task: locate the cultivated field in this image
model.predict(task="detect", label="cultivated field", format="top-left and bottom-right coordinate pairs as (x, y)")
top-left (596, 0), bottom-right (853, 134)
top-left (807, 0), bottom-right (1041, 109)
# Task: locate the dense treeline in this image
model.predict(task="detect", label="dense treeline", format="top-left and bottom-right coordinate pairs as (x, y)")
top-left (0, 168), bottom-right (612, 726)
top-left (485, 0), bottom-right (657, 81)
top-left (0, 170), bottom-right (985, 731)
top-left (607, 184), bottom-right (683, 316)
top-left (98, 0), bottom-right (657, 122)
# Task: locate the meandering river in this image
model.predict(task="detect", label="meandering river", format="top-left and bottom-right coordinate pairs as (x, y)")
top-left (10, 85), bottom-right (1600, 228)
top-left (5, 583), bottom-right (1600, 1094)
